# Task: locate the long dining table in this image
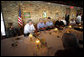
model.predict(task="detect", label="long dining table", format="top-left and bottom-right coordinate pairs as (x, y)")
top-left (1, 27), bottom-right (83, 56)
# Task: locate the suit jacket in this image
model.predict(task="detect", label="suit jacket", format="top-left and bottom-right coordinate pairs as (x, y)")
top-left (65, 14), bottom-right (69, 22)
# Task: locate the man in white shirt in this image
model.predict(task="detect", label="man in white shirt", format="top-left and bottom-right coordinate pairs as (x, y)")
top-left (24, 20), bottom-right (35, 37)
top-left (76, 14), bottom-right (82, 24)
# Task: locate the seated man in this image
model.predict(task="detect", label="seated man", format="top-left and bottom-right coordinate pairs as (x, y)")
top-left (70, 18), bottom-right (76, 25)
top-left (9, 24), bottom-right (16, 37)
top-left (6, 23), bottom-right (17, 38)
top-left (46, 17), bottom-right (54, 30)
top-left (55, 17), bottom-right (64, 27)
top-left (37, 19), bottom-right (46, 31)
top-left (55, 17), bottom-right (64, 30)
top-left (55, 18), bottom-right (60, 28)
top-left (76, 13), bottom-right (82, 24)
top-left (61, 17), bottom-right (67, 26)
top-left (24, 20), bottom-right (36, 37)
top-left (60, 21), bottom-right (65, 27)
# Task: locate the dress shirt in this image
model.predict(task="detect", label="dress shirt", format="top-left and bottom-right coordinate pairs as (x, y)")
top-left (37, 22), bottom-right (46, 29)
top-left (24, 24), bottom-right (35, 34)
top-left (46, 21), bottom-right (53, 27)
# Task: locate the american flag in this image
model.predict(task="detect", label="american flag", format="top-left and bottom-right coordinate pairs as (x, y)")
top-left (18, 8), bottom-right (23, 27)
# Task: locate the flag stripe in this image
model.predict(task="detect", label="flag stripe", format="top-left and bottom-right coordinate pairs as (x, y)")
top-left (18, 22), bottom-right (22, 25)
top-left (18, 18), bottom-right (23, 23)
top-left (18, 7), bottom-right (23, 27)
top-left (18, 23), bottom-right (22, 27)
top-left (18, 21), bottom-right (23, 25)
top-left (18, 19), bottom-right (23, 24)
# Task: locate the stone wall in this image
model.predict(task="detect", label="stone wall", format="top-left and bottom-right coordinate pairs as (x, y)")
top-left (1, 1), bottom-right (19, 28)
top-left (1, 1), bottom-right (83, 29)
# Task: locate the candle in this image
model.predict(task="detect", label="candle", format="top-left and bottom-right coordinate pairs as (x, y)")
top-left (68, 25), bottom-right (72, 28)
top-left (35, 39), bottom-right (40, 44)
top-left (79, 23), bottom-right (81, 25)
top-left (29, 34), bottom-right (33, 38)
top-left (29, 34), bottom-right (33, 41)
top-left (35, 39), bottom-right (41, 49)
top-left (79, 27), bottom-right (82, 29)
top-left (54, 28), bottom-right (58, 31)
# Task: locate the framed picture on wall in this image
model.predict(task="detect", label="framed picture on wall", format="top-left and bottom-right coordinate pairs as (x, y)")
top-left (43, 11), bottom-right (47, 18)
top-left (56, 13), bottom-right (59, 17)
top-left (24, 12), bottom-right (31, 19)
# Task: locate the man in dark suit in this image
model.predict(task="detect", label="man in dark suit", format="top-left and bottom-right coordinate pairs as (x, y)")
top-left (65, 14), bottom-right (70, 26)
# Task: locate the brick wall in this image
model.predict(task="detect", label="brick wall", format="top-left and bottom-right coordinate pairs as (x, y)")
top-left (1, 1), bottom-right (82, 29)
